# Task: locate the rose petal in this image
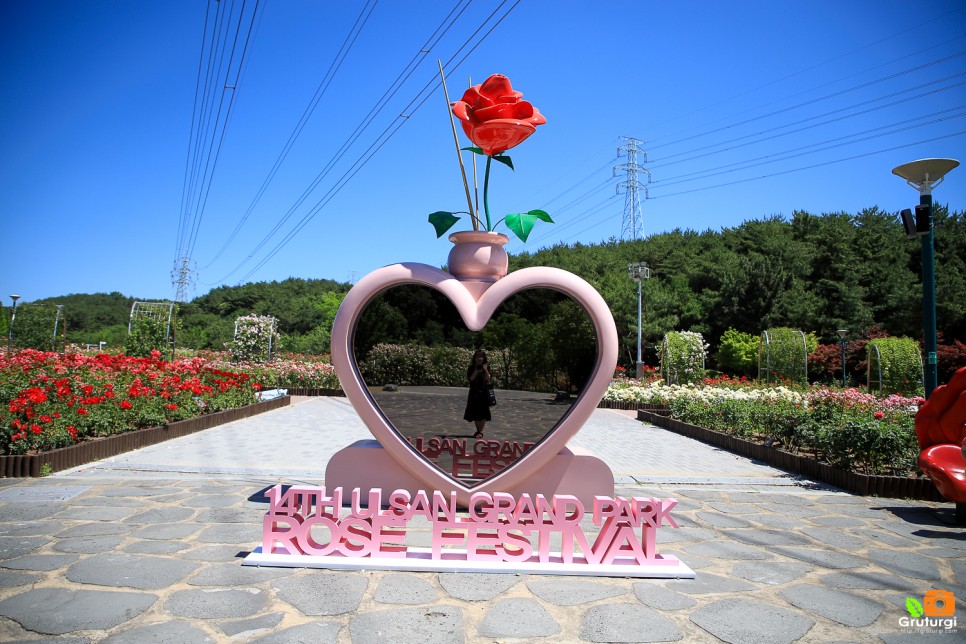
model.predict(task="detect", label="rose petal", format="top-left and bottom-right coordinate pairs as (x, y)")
top-left (470, 119), bottom-right (536, 156)
top-left (473, 101), bottom-right (533, 122)
top-left (478, 74), bottom-right (515, 100)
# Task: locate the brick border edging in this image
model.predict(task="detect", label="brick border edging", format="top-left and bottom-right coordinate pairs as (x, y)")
top-left (0, 396), bottom-right (291, 478)
top-left (637, 409), bottom-right (943, 501)
top-left (598, 400), bottom-right (670, 414)
top-left (284, 388), bottom-right (345, 397)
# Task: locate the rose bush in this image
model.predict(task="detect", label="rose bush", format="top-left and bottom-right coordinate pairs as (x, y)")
top-left (605, 377), bottom-right (923, 476)
top-left (1, 349), bottom-right (261, 455)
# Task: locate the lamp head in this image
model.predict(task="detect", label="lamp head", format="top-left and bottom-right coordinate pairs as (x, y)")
top-left (836, 329), bottom-right (848, 339)
top-left (9, 295), bottom-right (20, 304)
top-left (892, 158), bottom-right (959, 194)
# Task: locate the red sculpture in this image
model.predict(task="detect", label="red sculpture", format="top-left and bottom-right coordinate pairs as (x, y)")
top-left (915, 367), bottom-right (966, 506)
top-left (452, 74), bottom-right (546, 157)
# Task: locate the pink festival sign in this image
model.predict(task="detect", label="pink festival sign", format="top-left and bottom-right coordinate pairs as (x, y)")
top-left (243, 258), bottom-right (695, 577)
top-left (245, 485), bottom-right (691, 577)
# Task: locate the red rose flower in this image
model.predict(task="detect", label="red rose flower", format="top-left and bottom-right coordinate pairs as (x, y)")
top-left (120, 400), bottom-right (133, 410)
top-left (451, 74), bottom-right (546, 156)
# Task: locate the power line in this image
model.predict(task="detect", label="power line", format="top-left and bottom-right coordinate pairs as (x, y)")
top-left (226, 0), bottom-right (522, 284)
top-left (202, 0), bottom-right (381, 268)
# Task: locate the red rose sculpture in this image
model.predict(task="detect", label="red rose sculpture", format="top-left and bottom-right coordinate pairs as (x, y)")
top-left (452, 74), bottom-right (547, 157)
top-left (915, 366), bottom-right (966, 503)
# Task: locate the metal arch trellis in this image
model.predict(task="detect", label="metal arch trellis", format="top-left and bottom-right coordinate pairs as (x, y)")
top-left (232, 315), bottom-right (278, 362)
top-left (660, 331), bottom-right (706, 385)
top-left (10, 304), bottom-right (66, 351)
top-left (758, 328), bottom-right (808, 384)
top-left (867, 343), bottom-right (884, 394)
top-left (128, 302), bottom-right (176, 354)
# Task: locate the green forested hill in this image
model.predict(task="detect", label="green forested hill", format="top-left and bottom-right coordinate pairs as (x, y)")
top-left (9, 207), bottom-right (965, 367)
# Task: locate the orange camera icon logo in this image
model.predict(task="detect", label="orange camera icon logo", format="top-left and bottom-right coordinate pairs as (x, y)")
top-left (924, 590), bottom-right (955, 617)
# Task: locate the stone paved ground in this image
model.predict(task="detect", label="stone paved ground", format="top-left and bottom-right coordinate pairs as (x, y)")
top-left (0, 398), bottom-right (963, 643)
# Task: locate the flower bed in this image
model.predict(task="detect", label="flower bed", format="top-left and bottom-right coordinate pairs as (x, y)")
top-left (1, 349), bottom-right (263, 456)
top-left (606, 378), bottom-right (923, 477)
top-left (195, 351), bottom-right (341, 390)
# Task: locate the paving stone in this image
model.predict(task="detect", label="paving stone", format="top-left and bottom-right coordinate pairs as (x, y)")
top-left (349, 606), bottom-right (464, 644)
top-left (0, 553), bottom-right (78, 571)
top-left (820, 504), bottom-right (889, 519)
top-left (690, 598), bottom-right (814, 643)
top-left (217, 612), bottom-right (284, 637)
top-left (656, 527), bottom-right (715, 543)
top-left (56, 522), bottom-right (132, 537)
top-left (707, 502), bottom-right (758, 515)
top-left (0, 520), bottom-right (65, 536)
top-left (273, 573), bottom-right (368, 615)
top-left (666, 572), bottom-right (756, 594)
top-left (953, 559), bottom-right (966, 585)
top-left (196, 523), bottom-right (260, 544)
top-left (919, 547), bottom-right (964, 558)
top-left (73, 496), bottom-right (143, 507)
top-left (123, 540), bottom-right (190, 555)
top-left (682, 540), bottom-right (771, 561)
top-left (722, 528), bottom-right (816, 547)
top-left (753, 503), bottom-right (824, 517)
top-left (526, 579), bottom-right (626, 605)
top-left (696, 511), bottom-right (751, 528)
top-left (868, 548), bottom-right (941, 580)
top-left (861, 528), bottom-right (919, 548)
top-left (132, 525), bottom-right (202, 544)
top-left (250, 622), bottom-right (342, 644)
top-left (188, 561), bottom-right (292, 586)
top-left (0, 570), bottom-right (39, 587)
top-left (52, 535), bottom-right (125, 554)
top-left (0, 502), bottom-right (65, 521)
top-left (102, 621), bottom-right (216, 643)
top-left (880, 632), bottom-right (965, 644)
top-left (123, 507), bottom-right (196, 524)
top-left (54, 506), bottom-right (135, 522)
top-left (732, 562), bottom-right (812, 585)
top-left (770, 546), bottom-right (866, 569)
top-left (664, 550), bottom-right (713, 569)
top-left (182, 544), bottom-right (246, 561)
top-left (67, 554), bottom-right (199, 590)
top-left (373, 573), bottom-right (438, 604)
top-left (780, 584), bottom-right (884, 627)
top-left (479, 598), bottom-right (560, 638)
top-left (633, 582), bottom-right (697, 610)
top-left (205, 507), bottom-right (263, 523)
top-left (0, 588), bottom-right (157, 634)
top-left (580, 603), bottom-right (682, 642)
top-left (800, 527), bottom-right (866, 550)
top-left (743, 514), bottom-right (807, 529)
top-left (438, 572), bottom-right (520, 601)
top-left (98, 486), bottom-right (173, 497)
top-left (808, 515), bottom-right (867, 528)
top-left (0, 536), bottom-right (50, 560)
top-left (750, 494), bottom-right (811, 505)
top-left (820, 571), bottom-right (919, 591)
top-left (165, 588), bottom-right (266, 619)
top-left (182, 494), bottom-right (240, 508)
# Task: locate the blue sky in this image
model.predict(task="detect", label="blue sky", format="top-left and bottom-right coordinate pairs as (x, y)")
top-left (2, 0), bottom-right (964, 303)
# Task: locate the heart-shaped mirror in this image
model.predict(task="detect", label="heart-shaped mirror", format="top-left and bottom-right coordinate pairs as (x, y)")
top-left (330, 263), bottom-right (618, 499)
top-left (354, 285), bottom-right (598, 487)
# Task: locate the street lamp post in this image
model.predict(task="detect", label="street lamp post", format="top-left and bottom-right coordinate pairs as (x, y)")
top-left (627, 262), bottom-right (650, 378)
top-left (837, 329), bottom-right (848, 388)
top-left (892, 158), bottom-right (959, 398)
top-left (7, 294), bottom-right (21, 355)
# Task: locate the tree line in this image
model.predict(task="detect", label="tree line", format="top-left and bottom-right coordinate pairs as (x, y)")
top-left (9, 207), bottom-right (964, 382)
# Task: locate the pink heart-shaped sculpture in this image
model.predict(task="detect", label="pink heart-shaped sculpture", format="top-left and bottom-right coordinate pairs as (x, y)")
top-left (331, 262), bottom-right (618, 499)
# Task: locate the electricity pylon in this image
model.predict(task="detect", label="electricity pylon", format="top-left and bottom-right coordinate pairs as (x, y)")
top-left (614, 136), bottom-right (651, 241)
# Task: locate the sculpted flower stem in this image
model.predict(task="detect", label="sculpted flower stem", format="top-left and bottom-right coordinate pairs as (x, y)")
top-left (483, 155), bottom-right (493, 231)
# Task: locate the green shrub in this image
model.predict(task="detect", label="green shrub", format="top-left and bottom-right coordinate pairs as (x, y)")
top-left (717, 328), bottom-right (761, 377)
top-left (360, 343), bottom-right (476, 387)
top-left (124, 306), bottom-right (176, 358)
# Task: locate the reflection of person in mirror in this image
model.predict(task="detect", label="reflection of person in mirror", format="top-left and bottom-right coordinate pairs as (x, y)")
top-left (464, 350), bottom-right (491, 438)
